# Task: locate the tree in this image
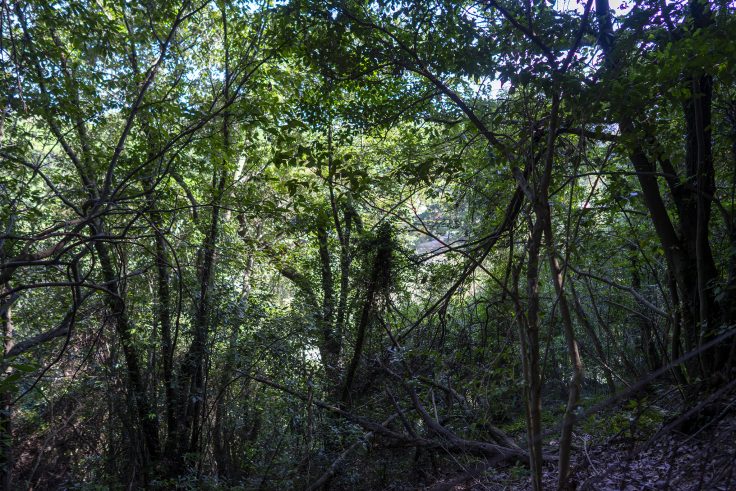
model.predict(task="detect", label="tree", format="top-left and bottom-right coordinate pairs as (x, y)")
top-left (1, 0), bottom-right (735, 489)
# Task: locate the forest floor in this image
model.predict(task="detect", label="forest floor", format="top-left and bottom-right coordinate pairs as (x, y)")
top-left (429, 387), bottom-right (736, 490)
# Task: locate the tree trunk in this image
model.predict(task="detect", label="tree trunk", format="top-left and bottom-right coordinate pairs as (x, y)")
top-left (570, 279), bottom-right (615, 393)
top-left (316, 223), bottom-right (341, 393)
top-left (94, 234), bottom-right (161, 469)
top-left (340, 224), bottom-right (391, 405)
top-left (174, 8), bottom-right (232, 465)
top-left (521, 216), bottom-right (544, 491)
top-left (595, 0), bottom-right (730, 382)
top-left (1, 285), bottom-right (14, 491)
top-left (214, 252), bottom-right (254, 480)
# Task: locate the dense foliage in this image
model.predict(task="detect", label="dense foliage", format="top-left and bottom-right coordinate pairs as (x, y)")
top-left (1, 0), bottom-right (735, 489)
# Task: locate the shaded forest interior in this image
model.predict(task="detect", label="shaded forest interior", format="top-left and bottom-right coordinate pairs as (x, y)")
top-left (1, 0), bottom-right (736, 489)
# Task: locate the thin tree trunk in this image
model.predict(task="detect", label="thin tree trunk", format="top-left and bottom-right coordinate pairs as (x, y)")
top-left (545, 243), bottom-right (583, 491)
top-left (214, 251), bottom-right (254, 480)
top-left (569, 279), bottom-right (615, 393)
top-left (335, 206), bottom-right (352, 369)
top-left (341, 225), bottom-right (392, 405)
top-left (94, 235), bottom-right (161, 465)
top-left (175, 8), bottom-right (232, 463)
top-left (523, 213), bottom-right (545, 491)
top-left (316, 224), bottom-right (340, 391)
top-left (1, 284), bottom-right (14, 491)
top-left (629, 252), bottom-right (662, 371)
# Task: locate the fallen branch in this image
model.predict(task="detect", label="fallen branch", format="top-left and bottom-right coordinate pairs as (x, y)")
top-left (304, 414), bottom-right (398, 491)
top-left (248, 373), bottom-right (536, 464)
